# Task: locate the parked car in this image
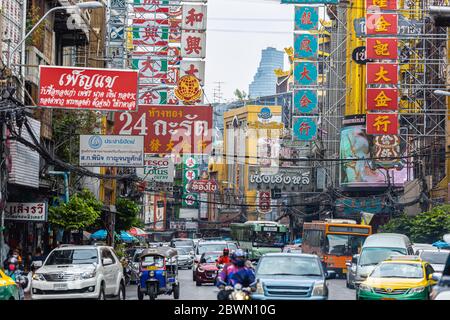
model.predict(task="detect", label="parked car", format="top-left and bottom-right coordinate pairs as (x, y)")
top-left (253, 253), bottom-right (330, 300)
top-left (430, 253), bottom-right (450, 299)
top-left (354, 233), bottom-right (414, 288)
top-left (31, 245), bottom-right (126, 300)
top-left (170, 238), bottom-right (195, 251)
top-left (345, 254), bottom-right (359, 289)
top-left (194, 252), bottom-right (222, 286)
top-left (412, 243), bottom-right (436, 255)
top-left (0, 269), bottom-right (20, 300)
top-left (176, 247), bottom-right (194, 269)
top-left (192, 241), bottom-right (232, 280)
top-left (356, 255), bottom-right (437, 300)
top-left (418, 250), bottom-right (449, 274)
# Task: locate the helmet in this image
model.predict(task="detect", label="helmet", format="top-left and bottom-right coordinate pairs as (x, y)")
top-left (223, 248), bottom-right (229, 255)
top-left (231, 249), bottom-right (246, 267)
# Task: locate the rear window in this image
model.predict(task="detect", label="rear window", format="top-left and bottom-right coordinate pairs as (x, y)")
top-left (173, 240), bottom-right (194, 247)
top-left (45, 249), bottom-right (98, 265)
top-left (198, 243), bottom-right (227, 254)
top-left (420, 251), bottom-right (449, 264)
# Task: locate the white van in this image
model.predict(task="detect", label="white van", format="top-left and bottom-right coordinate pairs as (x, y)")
top-left (353, 233), bottom-right (414, 287)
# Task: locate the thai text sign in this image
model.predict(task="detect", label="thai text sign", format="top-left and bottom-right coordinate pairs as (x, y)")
top-left (366, 88), bottom-right (398, 111)
top-left (79, 135), bottom-right (144, 167)
top-left (295, 6), bottom-right (319, 31)
top-left (366, 113), bottom-right (399, 135)
top-left (366, 63), bottom-right (398, 84)
top-left (354, 16), bottom-right (422, 37)
top-left (38, 66), bottom-right (138, 111)
top-left (113, 105), bottom-right (212, 154)
top-left (249, 168), bottom-right (312, 191)
top-left (366, 38), bottom-right (398, 60)
top-left (188, 180), bottom-right (218, 193)
top-left (136, 155), bottom-right (174, 182)
top-left (5, 202), bottom-right (47, 222)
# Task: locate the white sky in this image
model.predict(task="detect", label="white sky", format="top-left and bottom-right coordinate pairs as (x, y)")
top-left (204, 0), bottom-right (293, 103)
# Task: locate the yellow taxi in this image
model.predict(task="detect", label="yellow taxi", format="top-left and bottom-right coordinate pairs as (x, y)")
top-left (0, 269), bottom-right (20, 300)
top-left (356, 255), bottom-right (437, 300)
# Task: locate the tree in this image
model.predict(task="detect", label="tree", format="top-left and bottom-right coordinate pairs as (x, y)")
top-left (379, 214), bottom-right (413, 237)
top-left (234, 89), bottom-right (248, 102)
top-left (49, 189), bottom-right (103, 244)
top-left (115, 197), bottom-right (143, 232)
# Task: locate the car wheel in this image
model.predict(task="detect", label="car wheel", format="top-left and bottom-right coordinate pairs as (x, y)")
top-left (196, 280), bottom-right (202, 286)
top-left (98, 284), bottom-right (106, 300)
top-left (116, 282), bottom-right (126, 300)
top-left (137, 286), bottom-right (144, 301)
top-left (173, 285), bottom-right (180, 300)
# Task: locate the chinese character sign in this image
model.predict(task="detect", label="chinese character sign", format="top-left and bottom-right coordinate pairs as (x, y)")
top-left (294, 62), bottom-right (318, 86)
top-left (373, 135), bottom-right (401, 169)
top-left (366, 113), bottom-right (399, 135)
top-left (132, 19), bottom-right (169, 46)
top-left (294, 34), bottom-right (319, 59)
top-left (366, 88), bottom-right (398, 111)
top-left (366, 0), bottom-right (398, 11)
top-left (294, 6), bottom-right (319, 31)
top-left (182, 5), bottom-right (207, 30)
top-left (294, 89), bottom-right (318, 114)
top-left (366, 63), bottom-right (398, 84)
top-left (180, 61), bottom-right (205, 85)
top-left (366, 14), bottom-right (398, 35)
top-left (366, 38), bottom-right (398, 60)
top-left (181, 31), bottom-right (206, 58)
top-left (293, 117), bottom-right (318, 141)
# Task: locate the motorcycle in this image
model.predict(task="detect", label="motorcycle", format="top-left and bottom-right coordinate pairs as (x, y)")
top-left (218, 284), bottom-right (252, 300)
top-left (121, 257), bottom-right (132, 286)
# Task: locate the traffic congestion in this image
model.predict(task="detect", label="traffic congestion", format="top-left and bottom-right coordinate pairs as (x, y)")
top-left (1, 220), bottom-right (449, 300)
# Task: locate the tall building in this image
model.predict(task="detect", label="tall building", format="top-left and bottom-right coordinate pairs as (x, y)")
top-left (249, 47), bottom-right (284, 99)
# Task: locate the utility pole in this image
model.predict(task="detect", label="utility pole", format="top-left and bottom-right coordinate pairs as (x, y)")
top-left (0, 121), bottom-right (7, 264)
top-left (213, 81), bottom-right (224, 104)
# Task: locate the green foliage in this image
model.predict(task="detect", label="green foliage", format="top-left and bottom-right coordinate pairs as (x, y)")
top-left (379, 205), bottom-right (450, 243)
top-left (233, 89), bottom-right (248, 102)
top-left (49, 189), bottom-right (103, 231)
top-left (114, 243), bottom-right (126, 260)
top-left (115, 197), bottom-right (143, 232)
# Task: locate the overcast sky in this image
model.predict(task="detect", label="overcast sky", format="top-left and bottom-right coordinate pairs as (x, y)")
top-left (204, 0), bottom-right (293, 103)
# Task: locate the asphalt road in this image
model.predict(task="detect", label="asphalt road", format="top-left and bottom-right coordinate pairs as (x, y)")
top-left (126, 269), bottom-right (356, 300)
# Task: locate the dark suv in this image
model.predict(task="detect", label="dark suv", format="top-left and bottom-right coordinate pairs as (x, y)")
top-left (431, 253), bottom-right (450, 299)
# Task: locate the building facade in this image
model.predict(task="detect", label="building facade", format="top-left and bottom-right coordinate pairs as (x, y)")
top-left (249, 47), bottom-right (284, 99)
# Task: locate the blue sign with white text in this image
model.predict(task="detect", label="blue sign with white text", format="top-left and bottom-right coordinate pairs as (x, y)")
top-left (294, 90), bottom-right (318, 114)
top-left (295, 6), bottom-right (319, 31)
top-left (294, 34), bottom-right (319, 59)
top-left (293, 117), bottom-right (318, 141)
top-left (294, 62), bottom-right (318, 87)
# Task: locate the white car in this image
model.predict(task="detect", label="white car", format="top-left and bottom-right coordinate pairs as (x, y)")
top-left (31, 245), bottom-right (126, 300)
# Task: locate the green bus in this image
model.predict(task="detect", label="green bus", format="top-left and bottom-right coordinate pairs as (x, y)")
top-left (230, 221), bottom-right (289, 260)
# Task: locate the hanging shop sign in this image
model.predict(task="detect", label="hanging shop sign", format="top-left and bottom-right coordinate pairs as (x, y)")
top-left (187, 180), bottom-right (218, 193)
top-left (366, 0), bottom-right (398, 11)
top-left (132, 19), bottom-right (169, 46)
top-left (294, 6), bottom-right (319, 31)
top-left (257, 191), bottom-right (272, 215)
top-left (366, 63), bottom-right (398, 85)
top-left (180, 61), bottom-right (205, 85)
top-left (114, 105), bottom-right (212, 154)
top-left (335, 197), bottom-right (388, 217)
top-left (174, 75), bottom-right (202, 104)
top-left (294, 89), bottom-right (318, 114)
top-left (136, 155), bottom-right (174, 182)
top-left (132, 57), bottom-right (169, 83)
top-left (294, 33), bottom-right (319, 59)
top-left (366, 88), bottom-right (398, 111)
top-left (292, 116), bottom-right (318, 141)
top-left (281, 0), bottom-right (339, 4)
top-left (294, 62), bottom-right (318, 87)
top-left (79, 135), bottom-right (144, 167)
top-left (354, 16), bottom-right (420, 37)
top-left (182, 4), bottom-right (207, 30)
top-left (181, 31), bottom-right (206, 59)
top-left (366, 38), bottom-right (398, 60)
top-left (372, 135), bottom-right (401, 169)
top-left (133, 0), bottom-right (180, 14)
top-left (38, 66), bottom-right (138, 111)
top-left (5, 202), bottom-right (47, 222)
top-left (366, 113), bottom-right (399, 135)
top-left (249, 168), bottom-right (312, 190)
top-left (366, 14), bottom-right (398, 35)
top-left (352, 46), bottom-right (370, 65)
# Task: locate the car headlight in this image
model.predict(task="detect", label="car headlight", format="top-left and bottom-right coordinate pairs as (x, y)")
top-left (80, 270), bottom-right (96, 279)
top-left (409, 286), bottom-right (425, 294)
top-left (359, 284), bottom-right (372, 292)
top-left (32, 273), bottom-right (45, 281)
top-left (256, 281), bottom-right (264, 294)
top-left (312, 281), bottom-right (326, 296)
top-left (197, 267), bottom-right (205, 273)
top-left (150, 271), bottom-right (155, 277)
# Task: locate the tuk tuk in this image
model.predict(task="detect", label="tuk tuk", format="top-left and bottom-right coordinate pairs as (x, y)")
top-left (137, 247), bottom-right (180, 300)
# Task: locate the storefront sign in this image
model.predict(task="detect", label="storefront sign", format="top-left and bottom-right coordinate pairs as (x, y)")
top-left (294, 89), bottom-right (318, 114)
top-left (294, 34), bottom-right (319, 59)
top-left (136, 155), bottom-right (174, 182)
top-left (170, 220), bottom-right (198, 230)
top-left (5, 202), bottom-right (47, 222)
top-left (38, 66), bottom-right (138, 111)
top-left (292, 116), bottom-right (318, 141)
top-left (79, 135), bottom-right (144, 167)
top-left (182, 4), bottom-right (207, 30)
top-left (366, 113), bottom-right (399, 135)
top-left (294, 6), bottom-right (319, 31)
top-left (257, 191), bottom-right (271, 214)
top-left (366, 14), bottom-right (398, 35)
top-left (132, 19), bottom-right (169, 46)
top-left (174, 75), bottom-right (202, 104)
top-left (366, 0), bottom-right (398, 10)
top-left (354, 16), bottom-right (421, 37)
top-left (281, 0), bottom-right (339, 4)
top-left (181, 31), bottom-right (206, 59)
top-left (188, 180), bottom-right (218, 193)
top-left (366, 63), bottom-right (398, 85)
top-left (366, 88), bottom-right (398, 111)
top-left (294, 62), bottom-right (318, 86)
top-left (335, 197), bottom-right (388, 216)
top-left (249, 168), bottom-right (311, 187)
top-left (373, 135), bottom-right (401, 169)
top-left (366, 38), bottom-right (398, 60)
top-left (113, 105), bottom-right (212, 154)
top-left (352, 46), bottom-right (370, 65)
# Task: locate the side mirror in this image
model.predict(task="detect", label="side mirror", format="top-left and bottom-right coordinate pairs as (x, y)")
top-left (102, 258), bottom-right (113, 266)
top-left (431, 273), bottom-right (441, 282)
top-left (345, 261), bottom-right (352, 268)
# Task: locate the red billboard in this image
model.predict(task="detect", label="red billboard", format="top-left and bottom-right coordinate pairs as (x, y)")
top-left (366, 63), bottom-right (398, 85)
top-left (366, 14), bottom-right (398, 35)
top-left (366, 88), bottom-right (398, 111)
top-left (366, 38), bottom-right (398, 60)
top-left (366, 113), bottom-right (399, 135)
top-left (366, 0), bottom-right (398, 11)
top-left (113, 105), bottom-right (212, 154)
top-left (38, 66), bottom-right (139, 112)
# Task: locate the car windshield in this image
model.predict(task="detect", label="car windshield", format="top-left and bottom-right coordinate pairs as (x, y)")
top-left (256, 256), bottom-right (323, 277)
top-left (228, 243), bottom-right (238, 252)
top-left (359, 247), bottom-right (407, 266)
top-left (133, 250), bottom-right (144, 262)
top-left (45, 249), bottom-right (98, 265)
top-left (420, 251), bottom-right (449, 264)
top-left (141, 256), bottom-right (164, 268)
top-left (177, 248), bottom-right (189, 255)
top-left (198, 244), bottom-right (227, 254)
top-left (326, 234), bottom-right (366, 256)
top-left (253, 232), bottom-right (285, 247)
top-left (203, 253), bottom-right (221, 263)
top-left (370, 263), bottom-right (424, 279)
top-left (174, 240), bottom-right (194, 247)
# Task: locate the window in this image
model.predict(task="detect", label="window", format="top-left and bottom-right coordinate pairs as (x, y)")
top-left (304, 230), bottom-right (323, 247)
top-left (257, 256), bottom-right (323, 277)
top-left (142, 256), bottom-right (165, 268)
top-left (370, 263), bottom-right (423, 279)
top-left (425, 264), bottom-right (435, 278)
top-left (45, 249), bottom-right (98, 266)
top-left (325, 234), bottom-right (366, 256)
top-left (101, 249), bottom-right (116, 264)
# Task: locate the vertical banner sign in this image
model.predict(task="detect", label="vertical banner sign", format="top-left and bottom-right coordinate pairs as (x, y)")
top-left (366, 88), bottom-right (398, 111)
top-left (294, 89), bottom-right (318, 114)
top-left (132, 19), bottom-right (169, 46)
top-left (366, 63), bottom-right (398, 85)
top-left (366, 14), bottom-right (398, 35)
top-left (181, 31), bottom-right (207, 59)
top-left (182, 5), bottom-right (207, 30)
top-left (132, 57), bottom-right (168, 84)
top-left (366, 113), bottom-right (399, 135)
top-left (180, 61), bottom-right (205, 85)
top-left (293, 117), bottom-right (318, 141)
top-left (257, 191), bottom-right (272, 215)
top-left (294, 34), bottom-right (319, 59)
top-left (366, 38), bottom-right (398, 60)
top-left (366, 0), bottom-right (398, 11)
top-left (294, 62), bottom-right (318, 86)
top-left (183, 155), bottom-right (199, 208)
top-left (294, 6), bottom-right (319, 31)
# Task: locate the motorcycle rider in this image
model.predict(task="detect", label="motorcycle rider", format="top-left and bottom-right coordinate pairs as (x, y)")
top-left (216, 249), bottom-right (256, 300)
top-left (216, 248), bottom-right (231, 266)
top-left (5, 257), bottom-right (27, 300)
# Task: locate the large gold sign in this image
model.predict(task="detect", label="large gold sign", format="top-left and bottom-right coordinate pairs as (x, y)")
top-left (174, 75), bottom-right (202, 104)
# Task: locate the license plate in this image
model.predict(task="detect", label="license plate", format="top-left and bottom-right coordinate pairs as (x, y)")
top-left (53, 283), bottom-right (68, 290)
top-left (342, 269), bottom-right (347, 274)
top-left (168, 278), bottom-right (175, 283)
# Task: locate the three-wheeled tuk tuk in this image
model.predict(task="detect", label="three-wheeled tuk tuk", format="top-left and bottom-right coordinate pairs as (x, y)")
top-left (137, 247), bottom-right (180, 300)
